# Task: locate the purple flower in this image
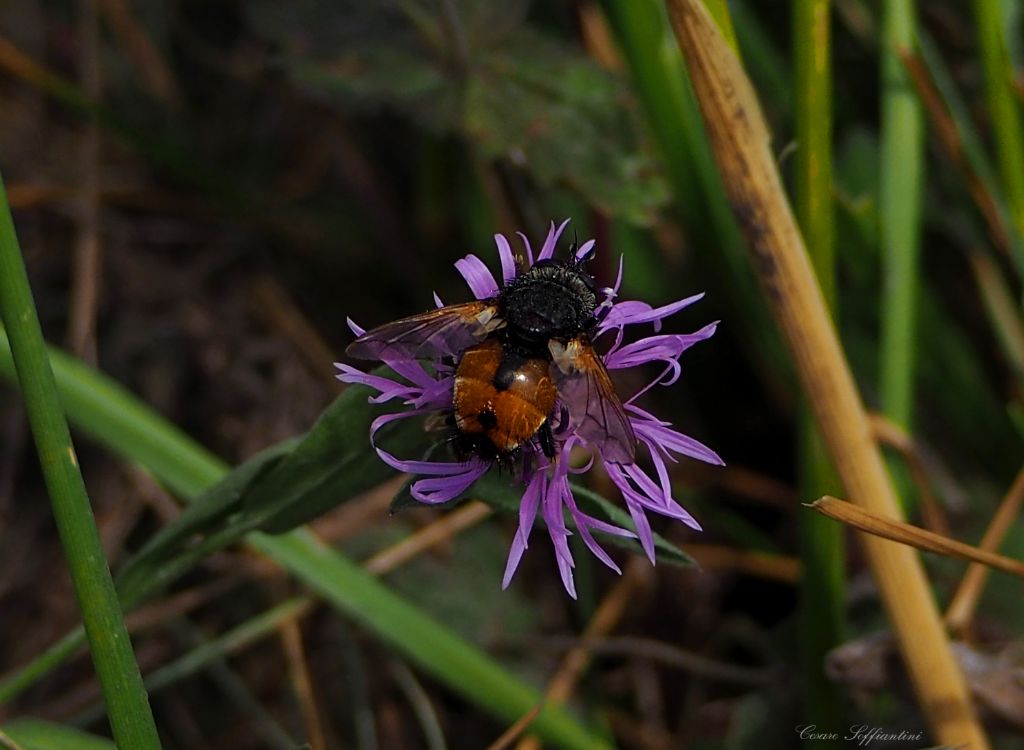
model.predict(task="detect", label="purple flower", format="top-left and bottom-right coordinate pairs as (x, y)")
top-left (337, 220), bottom-right (722, 597)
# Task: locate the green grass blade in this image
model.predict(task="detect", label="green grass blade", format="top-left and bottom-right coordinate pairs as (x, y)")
top-left (0, 629), bottom-right (85, 705)
top-left (0, 176), bottom-right (162, 749)
top-left (974, 0), bottom-right (1024, 239)
top-left (0, 348), bottom-right (609, 750)
top-left (793, 0), bottom-right (845, 738)
top-left (879, 0), bottom-right (925, 501)
top-left (147, 599), bottom-right (310, 697)
top-left (2, 720), bottom-right (115, 750)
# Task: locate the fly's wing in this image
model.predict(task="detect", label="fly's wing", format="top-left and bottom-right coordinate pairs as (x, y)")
top-left (346, 301), bottom-right (502, 361)
top-left (346, 301), bottom-right (501, 362)
top-left (549, 338), bottom-right (637, 464)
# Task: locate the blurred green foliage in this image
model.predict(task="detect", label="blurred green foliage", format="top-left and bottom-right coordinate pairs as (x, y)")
top-left (247, 0), bottom-right (668, 223)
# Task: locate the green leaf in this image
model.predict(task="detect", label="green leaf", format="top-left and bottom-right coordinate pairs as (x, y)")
top-left (115, 436), bottom-right (299, 605)
top-left (465, 29), bottom-right (669, 224)
top-left (116, 379), bottom-right (430, 605)
top-left (243, 383), bottom-right (428, 534)
top-left (2, 720), bottom-right (115, 750)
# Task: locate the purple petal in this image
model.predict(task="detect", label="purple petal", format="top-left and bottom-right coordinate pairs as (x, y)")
top-left (502, 470), bottom-right (545, 589)
top-left (495, 234), bottom-right (517, 283)
top-left (605, 337), bottom-right (685, 371)
top-left (605, 324), bottom-right (719, 372)
top-left (623, 462), bottom-right (668, 504)
top-left (624, 494), bottom-right (656, 563)
top-left (375, 449), bottom-right (477, 476)
top-left (595, 256), bottom-right (624, 319)
top-left (537, 219), bottom-right (571, 261)
top-left (629, 411), bottom-right (724, 466)
top-left (574, 238), bottom-right (595, 261)
top-left (571, 517), bottom-right (621, 573)
top-left (335, 364), bottom-right (417, 403)
top-left (455, 254), bottom-right (499, 299)
top-left (599, 292), bottom-right (706, 333)
top-left (385, 358), bottom-right (445, 390)
top-left (347, 318), bottom-right (366, 336)
top-left (605, 464), bottom-right (670, 560)
top-left (598, 300), bottom-right (651, 328)
top-left (560, 483), bottom-right (629, 574)
top-left (541, 473), bottom-right (577, 598)
top-left (411, 460), bottom-right (489, 504)
top-left (412, 374), bottom-right (456, 410)
top-left (622, 463), bottom-right (697, 527)
top-left (608, 458), bottom-right (702, 532)
top-left (516, 232), bottom-right (534, 267)
top-left (610, 255), bottom-right (624, 296)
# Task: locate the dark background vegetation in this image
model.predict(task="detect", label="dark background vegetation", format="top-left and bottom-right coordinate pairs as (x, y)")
top-left (0, 1), bottom-right (1022, 749)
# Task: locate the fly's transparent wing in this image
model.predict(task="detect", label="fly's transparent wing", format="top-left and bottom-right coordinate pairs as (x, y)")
top-left (550, 338), bottom-right (636, 464)
top-left (347, 301), bottom-right (501, 360)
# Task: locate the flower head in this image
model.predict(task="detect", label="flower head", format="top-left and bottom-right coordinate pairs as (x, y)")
top-left (338, 219), bottom-right (722, 597)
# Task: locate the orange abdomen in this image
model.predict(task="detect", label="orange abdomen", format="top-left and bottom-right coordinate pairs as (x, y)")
top-left (453, 340), bottom-right (556, 454)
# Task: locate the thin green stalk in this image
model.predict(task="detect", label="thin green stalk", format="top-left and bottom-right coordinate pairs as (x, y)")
top-left (974, 0), bottom-right (1024, 239)
top-left (0, 630), bottom-right (85, 704)
top-left (0, 175), bottom-right (161, 748)
top-left (794, 0), bottom-right (845, 739)
top-left (969, 249), bottom-right (1024, 382)
top-left (2, 720), bottom-right (115, 750)
top-left (795, 4), bottom-right (836, 300)
top-left (0, 343), bottom-right (608, 750)
top-left (879, 0), bottom-right (924, 502)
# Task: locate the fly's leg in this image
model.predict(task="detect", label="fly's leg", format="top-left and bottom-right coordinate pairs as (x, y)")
top-left (538, 420), bottom-right (557, 459)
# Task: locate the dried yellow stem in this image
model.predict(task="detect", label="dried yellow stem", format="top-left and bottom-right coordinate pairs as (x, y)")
top-left (363, 501), bottom-right (493, 575)
top-left (945, 467), bottom-right (1024, 633)
top-left (809, 496), bottom-right (1024, 578)
top-left (663, 1), bottom-right (988, 746)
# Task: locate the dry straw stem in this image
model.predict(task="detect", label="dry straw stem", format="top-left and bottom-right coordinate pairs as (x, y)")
top-left (900, 52), bottom-right (1011, 256)
top-left (945, 467), bottom-right (1024, 634)
top-left (967, 250), bottom-right (1024, 380)
top-left (663, 1), bottom-right (988, 747)
top-left (868, 413), bottom-right (949, 536)
top-left (278, 614), bottom-right (328, 750)
top-left (486, 704), bottom-right (544, 750)
top-left (685, 543), bottom-right (800, 583)
top-left (808, 496), bottom-right (1024, 578)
